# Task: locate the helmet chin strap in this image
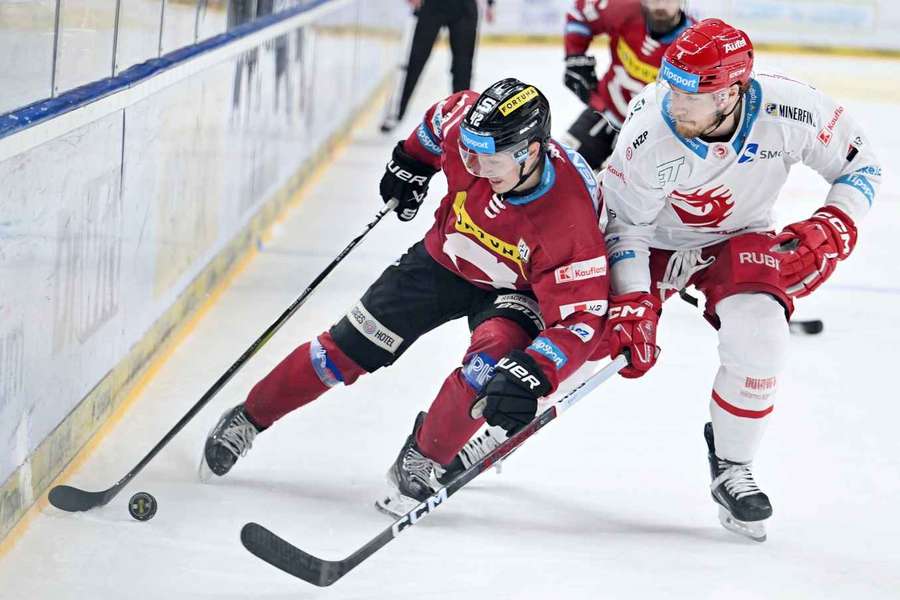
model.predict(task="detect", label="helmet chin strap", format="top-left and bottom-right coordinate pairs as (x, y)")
top-left (701, 94), bottom-right (743, 138)
top-left (509, 143), bottom-right (545, 193)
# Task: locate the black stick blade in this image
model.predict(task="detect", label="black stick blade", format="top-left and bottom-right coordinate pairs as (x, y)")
top-left (241, 523), bottom-right (346, 587)
top-left (789, 319), bottom-right (824, 335)
top-left (48, 485), bottom-right (113, 512)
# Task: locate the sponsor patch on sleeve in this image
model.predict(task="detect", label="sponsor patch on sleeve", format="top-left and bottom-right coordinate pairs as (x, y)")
top-left (564, 323), bottom-right (596, 343)
top-left (834, 173), bottom-right (875, 206)
top-left (416, 122), bottom-right (442, 155)
top-left (609, 250), bottom-right (636, 265)
top-left (528, 336), bottom-right (568, 369)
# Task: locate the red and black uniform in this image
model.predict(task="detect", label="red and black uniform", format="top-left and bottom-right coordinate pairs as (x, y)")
top-left (243, 90), bottom-right (610, 465)
top-left (564, 0), bottom-right (693, 168)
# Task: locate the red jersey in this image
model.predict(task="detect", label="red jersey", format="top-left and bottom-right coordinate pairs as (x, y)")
top-left (401, 91), bottom-right (609, 390)
top-left (565, 0), bottom-right (694, 125)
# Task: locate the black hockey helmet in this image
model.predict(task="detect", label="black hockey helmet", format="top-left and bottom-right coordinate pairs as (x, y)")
top-left (461, 78), bottom-right (551, 152)
top-left (459, 78), bottom-right (552, 182)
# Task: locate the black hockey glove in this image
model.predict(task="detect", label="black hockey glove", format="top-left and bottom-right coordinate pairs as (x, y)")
top-left (564, 54), bottom-right (598, 104)
top-left (380, 141), bottom-right (439, 222)
top-left (477, 350), bottom-right (552, 435)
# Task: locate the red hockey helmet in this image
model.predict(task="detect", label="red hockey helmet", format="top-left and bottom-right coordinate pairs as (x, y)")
top-left (659, 18), bottom-right (754, 94)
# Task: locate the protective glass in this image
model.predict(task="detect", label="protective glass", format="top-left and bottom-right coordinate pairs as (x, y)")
top-left (458, 136), bottom-right (530, 178)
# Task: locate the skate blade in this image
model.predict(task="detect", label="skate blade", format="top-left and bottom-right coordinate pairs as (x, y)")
top-left (718, 506), bottom-right (767, 542)
top-left (374, 489), bottom-right (421, 518)
top-left (197, 453), bottom-right (216, 483)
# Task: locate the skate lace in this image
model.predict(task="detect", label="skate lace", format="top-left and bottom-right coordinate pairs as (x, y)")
top-left (402, 446), bottom-right (439, 485)
top-left (458, 427), bottom-right (505, 470)
top-left (658, 248), bottom-right (715, 295)
top-left (713, 461), bottom-right (762, 500)
top-left (219, 412), bottom-right (259, 458)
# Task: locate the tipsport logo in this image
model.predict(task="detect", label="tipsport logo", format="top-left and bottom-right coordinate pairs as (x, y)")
top-left (529, 337), bottom-right (568, 369)
top-left (460, 128), bottom-right (495, 153)
top-left (660, 60), bottom-right (699, 93)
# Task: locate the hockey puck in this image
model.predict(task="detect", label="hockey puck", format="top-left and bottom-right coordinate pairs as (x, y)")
top-left (128, 492), bottom-right (158, 521)
top-left (789, 319), bottom-right (824, 335)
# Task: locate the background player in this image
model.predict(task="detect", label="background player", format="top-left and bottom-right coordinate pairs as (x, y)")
top-left (562, 0), bottom-right (693, 170)
top-left (202, 79), bottom-right (611, 516)
top-left (600, 19), bottom-right (881, 540)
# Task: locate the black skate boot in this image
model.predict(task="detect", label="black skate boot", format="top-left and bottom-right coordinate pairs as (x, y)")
top-left (436, 424), bottom-right (507, 486)
top-left (379, 115), bottom-right (398, 134)
top-left (375, 412), bottom-right (443, 517)
top-left (705, 422), bottom-right (772, 542)
top-left (199, 404), bottom-right (265, 481)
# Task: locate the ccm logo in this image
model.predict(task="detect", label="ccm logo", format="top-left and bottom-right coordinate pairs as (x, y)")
top-left (391, 488), bottom-right (448, 536)
top-left (609, 305), bottom-right (645, 319)
top-left (387, 160), bottom-right (428, 185)
top-left (738, 252), bottom-right (780, 270)
top-left (497, 357), bottom-right (543, 390)
top-left (817, 213), bottom-right (853, 255)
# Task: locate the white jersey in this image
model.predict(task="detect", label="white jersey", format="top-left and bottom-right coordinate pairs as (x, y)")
top-left (601, 72), bottom-right (882, 294)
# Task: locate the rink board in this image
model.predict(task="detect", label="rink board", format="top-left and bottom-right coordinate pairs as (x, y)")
top-left (0, 0), bottom-right (403, 544)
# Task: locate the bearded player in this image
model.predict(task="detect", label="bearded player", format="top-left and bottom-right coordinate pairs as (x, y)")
top-left (600, 19), bottom-right (881, 540)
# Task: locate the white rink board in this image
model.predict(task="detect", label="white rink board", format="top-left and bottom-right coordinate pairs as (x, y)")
top-left (0, 2), bottom-right (403, 496)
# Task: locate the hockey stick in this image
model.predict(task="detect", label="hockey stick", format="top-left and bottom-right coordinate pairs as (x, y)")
top-left (48, 200), bottom-right (399, 512)
top-left (240, 354), bottom-right (629, 586)
top-left (677, 290), bottom-right (823, 336)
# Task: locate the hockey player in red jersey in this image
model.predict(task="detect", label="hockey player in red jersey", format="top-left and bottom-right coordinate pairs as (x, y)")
top-left (201, 79), bottom-right (611, 515)
top-left (563, 0), bottom-right (693, 169)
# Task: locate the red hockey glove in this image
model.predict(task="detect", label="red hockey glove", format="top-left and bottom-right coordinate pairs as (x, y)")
top-left (773, 205), bottom-right (857, 298)
top-left (606, 292), bottom-right (661, 379)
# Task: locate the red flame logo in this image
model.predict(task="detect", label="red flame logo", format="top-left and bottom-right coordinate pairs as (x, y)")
top-left (670, 185), bottom-right (734, 228)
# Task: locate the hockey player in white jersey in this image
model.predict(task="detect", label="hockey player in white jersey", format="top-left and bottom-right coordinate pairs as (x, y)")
top-left (600, 18), bottom-right (881, 541)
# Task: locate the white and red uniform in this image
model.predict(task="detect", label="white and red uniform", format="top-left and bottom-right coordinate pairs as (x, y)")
top-left (404, 90), bottom-right (610, 389)
top-left (565, 0), bottom-right (694, 127)
top-left (602, 73), bottom-right (881, 461)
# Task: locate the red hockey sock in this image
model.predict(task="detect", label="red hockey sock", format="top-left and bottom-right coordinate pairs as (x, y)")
top-left (244, 332), bottom-right (366, 428)
top-left (417, 318), bottom-right (532, 465)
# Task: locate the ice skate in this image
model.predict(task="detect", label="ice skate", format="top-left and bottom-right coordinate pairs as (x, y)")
top-left (199, 404), bottom-right (264, 481)
top-left (436, 423), bottom-right (507, 485)
top-left (375, 412), bottom-right (444, 517)
top-left (379, 115), bottom-right (398, 134)
top-left (705, 422), bottom-right (772, 542)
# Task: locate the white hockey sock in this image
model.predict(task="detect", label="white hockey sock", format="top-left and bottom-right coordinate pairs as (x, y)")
top-left (710, 294), bottom-right (789, 463)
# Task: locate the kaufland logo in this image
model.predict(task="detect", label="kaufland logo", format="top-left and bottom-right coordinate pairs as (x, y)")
top-left (724, 39), bottom-right (747, 53)
top-left (554, 257), bottom-right (607, 283)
